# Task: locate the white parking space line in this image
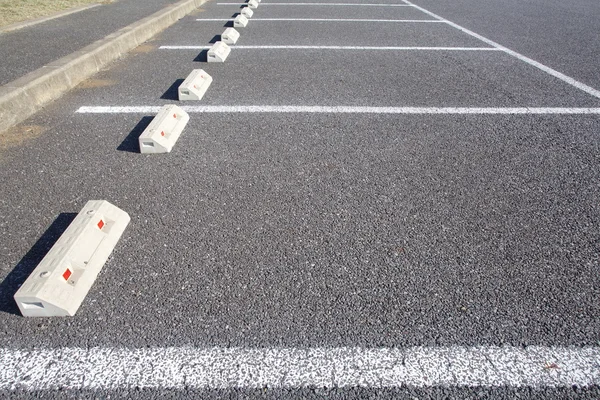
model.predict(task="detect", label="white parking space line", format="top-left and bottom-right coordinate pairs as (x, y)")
top-left (2, 346), bottom-right (599, 390)
top-left (76, 106), bottom-right (600, 114)
top-left (160, 45), bottom-right (497, 50)
top-left (217, 2), bottom-right (413, 5)
top-left (196, 18), bottom-right (443, 22)
top-left (404, 0), bottom-right (600, 99)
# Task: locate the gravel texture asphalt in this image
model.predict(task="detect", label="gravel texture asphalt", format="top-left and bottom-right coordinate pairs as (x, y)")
top-left (0, 0), bottom-right (187, 86)
top-left (0, 0), bottom-right (599, 397)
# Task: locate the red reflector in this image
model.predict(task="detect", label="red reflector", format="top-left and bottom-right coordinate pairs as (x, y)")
top-left (63, 269), bottom-right (72, 281)
top-left (173, 114), bottom-right (177, 118)
top-left (161, 131), bottom-right (165, 136)
top-left (97, 220), bottom-right (104, 230)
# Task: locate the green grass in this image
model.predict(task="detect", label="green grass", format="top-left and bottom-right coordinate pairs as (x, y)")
top-left (0, 0), bottom-right (110, 28)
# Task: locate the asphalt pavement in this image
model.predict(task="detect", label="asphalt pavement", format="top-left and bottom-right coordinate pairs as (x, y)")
top-left (0, 0), bottom-right (188, 86)
top-left (0, 0), bottom-right (599, 397)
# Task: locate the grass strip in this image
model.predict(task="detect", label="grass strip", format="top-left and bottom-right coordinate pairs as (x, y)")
top-left (0, 0), bottom-right (112, 28)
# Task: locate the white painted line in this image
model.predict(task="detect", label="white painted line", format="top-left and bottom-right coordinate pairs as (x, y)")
top-left (159, 45), bottom-right (498, 51)
top-left (76, 106), bottom-right (600, 114)
top-left (1, 346), bottom-right (599, 389)
top-left (403, 0), bottom-right (600, 100)
top-left (217, 2), bottom-right (413, 5)
top-left (197, 18), bottom-right (443, 22)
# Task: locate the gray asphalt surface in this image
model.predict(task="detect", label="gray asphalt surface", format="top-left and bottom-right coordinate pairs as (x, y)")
top-left (219, 5), bottom-right (434, 19)
top-left (0, 0), bottom-right (186, 86)
top-left (0, 0), bottom-right (599, 397)
top-left (413, 0), bottom-right (600, 91)
top-left (199, 21), bottom-right (487, 47)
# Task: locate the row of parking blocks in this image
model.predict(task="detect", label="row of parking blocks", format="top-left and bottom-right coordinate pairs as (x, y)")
top-left (12, 0), bottom-right (262, 317)
top-left (142, 0), bottom-right (257, 153)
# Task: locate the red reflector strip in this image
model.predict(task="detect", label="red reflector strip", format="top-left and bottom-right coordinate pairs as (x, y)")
top-left (63, 269), bottom-right (72, 281)
top-left (97, 220), bottom-right (104, 230)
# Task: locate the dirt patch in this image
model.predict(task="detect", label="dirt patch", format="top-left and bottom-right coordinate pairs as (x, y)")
top-left (0, 125), bottom-right (46, 161)
top-left (131, 43), bottom-right (155, 54)
top-left (76, 78), bottom-right (117, 89)
top-left (189, 8), bottom-right (206, 16)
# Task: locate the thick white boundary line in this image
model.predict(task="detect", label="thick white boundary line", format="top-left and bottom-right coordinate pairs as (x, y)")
top-left (159, 45), bottom-right (497, 50)
top-left (196, 18), bottom-right (443, 22)
top-left (403, 0), bottom-right (600, 100)
top-left (76, 106), bottom-right (600, 114)
top-left (1, 346), bottom-right (599, 389)
top-left (217, 2), bottom-right (412, 5)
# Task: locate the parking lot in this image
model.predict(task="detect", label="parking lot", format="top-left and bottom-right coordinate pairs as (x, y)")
top-left (0, 0), bottom-right (599, 397)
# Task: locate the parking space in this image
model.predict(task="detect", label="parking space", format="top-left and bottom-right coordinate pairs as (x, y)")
top-left (64, 0), bottom-right (600, 111)
top-left (2, 107), bottom-right (600, 350)
top-left (0, 0), bottom-right (599, 395)
top-left (211, 6), bottom-right (435, 20)
top-left (176, 20), bottom-right (486, 48)
top-left (70, 49), bottom-right (600, 108)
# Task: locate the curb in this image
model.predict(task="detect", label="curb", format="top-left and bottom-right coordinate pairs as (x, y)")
top-left (0, 0), bottom-right (209, 135)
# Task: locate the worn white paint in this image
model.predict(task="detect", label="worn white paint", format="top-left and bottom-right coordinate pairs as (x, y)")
top-left (1, 346), bottom-right (599, 390)
top-left (217, 2), bottom-right (413, 5)
top-left (159, 45), bottom-right (498, 50)
top-left (196, 18), bottom-right (443, 22)
top-left (76, 106), bottom-right (600, 114)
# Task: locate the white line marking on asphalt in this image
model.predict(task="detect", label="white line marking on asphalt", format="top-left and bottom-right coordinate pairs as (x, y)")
top-left (217, 2), bottom-right (413, 5)
top-left (403, 0), bottom-right (600, 100)
top-left (76, 106), bottom-right (600, 114)
top-left (1, 346), bottom-right (599, 389)
top-left (159, 45), bottom-right (498, 50)
top-left (197, 18), bottom-right (443, 22)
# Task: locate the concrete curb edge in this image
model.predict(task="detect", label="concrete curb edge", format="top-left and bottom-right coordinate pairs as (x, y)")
top-left (0, 0), bottom-right (208, 135)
